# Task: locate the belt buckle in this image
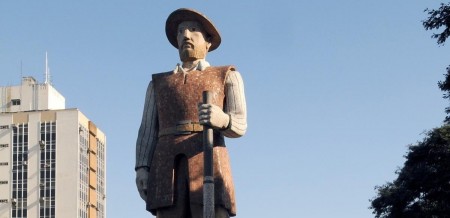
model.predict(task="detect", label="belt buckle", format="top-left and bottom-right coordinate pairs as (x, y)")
top-left (175, 120), bottom-right (192, 135)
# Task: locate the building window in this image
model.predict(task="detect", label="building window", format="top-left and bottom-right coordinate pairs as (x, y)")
top-left (12, 124), bottom-right (28, 218)
top-left (96, 139), bottom-right (106, 218)
top-left (79, 125), bottom-right (89, 218)
top-left (11, 99), bottom-right (21, 106)
top-left (40, 122), bottom-right (56, 218)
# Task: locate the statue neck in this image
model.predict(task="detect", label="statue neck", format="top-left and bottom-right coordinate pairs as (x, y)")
top-left (182, 59), bottom-right (205, 70)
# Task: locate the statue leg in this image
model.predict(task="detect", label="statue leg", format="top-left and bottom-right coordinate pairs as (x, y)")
top-left (156, 157), bottom-right (190, 218)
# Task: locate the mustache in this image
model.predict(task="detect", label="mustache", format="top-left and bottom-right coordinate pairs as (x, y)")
top-left (181, 40), bottom-right (194, 47)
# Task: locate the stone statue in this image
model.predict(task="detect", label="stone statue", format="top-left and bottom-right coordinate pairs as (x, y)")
top-left (135, 8), bottom-right (247, 218)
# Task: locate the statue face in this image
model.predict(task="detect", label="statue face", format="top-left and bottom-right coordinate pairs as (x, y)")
top-left (177, 21), bottom-right (211, 62)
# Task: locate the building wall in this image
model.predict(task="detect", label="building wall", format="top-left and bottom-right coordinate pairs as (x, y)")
top-left (56, 109), bottom-right (79, 218)
top-left (0, 109), bottom-right (106, 218)
top-left (76, 112), bottom-right (106, 218)
top-left (0, 87), bottom-right (11, 113)
top-left (18, 77), bottom-right (36, 111)
top-left (0, 77), bottom-right (65, 113)
top-left (27, 113), bottom-right (40, 218)
top-left (0, 115), bottom-right (12, 218)
top-left (1, 76), bottom-right (104, 218)
top-left (47, 86), bottom-right (65, 111)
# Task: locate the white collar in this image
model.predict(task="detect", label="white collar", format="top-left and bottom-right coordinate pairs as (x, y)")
top-left (173, 60), bottom-right (210, 74)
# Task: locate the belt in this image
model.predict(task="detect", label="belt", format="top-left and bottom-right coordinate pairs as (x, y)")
top-left (158, 120), bottom-right (204, 137)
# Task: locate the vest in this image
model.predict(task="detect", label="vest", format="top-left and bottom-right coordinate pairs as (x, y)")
top-left (146, 66), bottom-right (237, 216)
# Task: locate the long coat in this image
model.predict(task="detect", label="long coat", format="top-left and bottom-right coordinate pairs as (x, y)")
top-left (146, 66), bottom-right (237, 216)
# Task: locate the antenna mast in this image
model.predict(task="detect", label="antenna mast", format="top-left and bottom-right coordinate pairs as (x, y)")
top-left (44, 52), bottom-right (51, 85)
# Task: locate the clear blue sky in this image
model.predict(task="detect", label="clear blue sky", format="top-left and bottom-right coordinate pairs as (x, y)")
top-left (1, 1), bottom-right (449, 217)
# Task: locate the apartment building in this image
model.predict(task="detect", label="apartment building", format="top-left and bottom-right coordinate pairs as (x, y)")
top-left (0, 76), bottom-right (106, 218)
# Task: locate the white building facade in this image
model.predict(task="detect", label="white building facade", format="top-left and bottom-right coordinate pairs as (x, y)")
top-left (0, 77), bottom-right (106, 218)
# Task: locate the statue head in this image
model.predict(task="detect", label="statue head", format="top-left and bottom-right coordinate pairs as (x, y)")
top-left (166, 8), bottom-right (221, 62)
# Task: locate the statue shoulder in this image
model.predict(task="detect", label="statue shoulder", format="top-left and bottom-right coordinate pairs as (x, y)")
top-left (152, 71), bottom-right (173, 80)
top-left (210, 65), bottom-right (237, 72)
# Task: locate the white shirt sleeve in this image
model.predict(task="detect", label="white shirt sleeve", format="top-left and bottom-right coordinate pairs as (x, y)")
top-left (221, 70), bottom-right (248, 138)
top-left (135, 81), bottom-right (158, 170)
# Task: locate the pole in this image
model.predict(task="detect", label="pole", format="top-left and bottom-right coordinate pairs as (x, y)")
top-left (202, 91), bottom-right (215, 218)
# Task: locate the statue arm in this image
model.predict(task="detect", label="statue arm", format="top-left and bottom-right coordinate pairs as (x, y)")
top-left (221, 70), bottom-right (247, 138)
top-left (135, 81), bottom-right (159, 170)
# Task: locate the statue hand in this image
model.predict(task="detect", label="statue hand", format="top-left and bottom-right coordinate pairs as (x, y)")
top-left (198, 103), bottom-right (230, 129)
top-left (135, 167), bottom-right (149, 201)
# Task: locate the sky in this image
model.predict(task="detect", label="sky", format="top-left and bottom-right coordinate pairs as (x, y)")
top-left (1, 1), bottom-right (450, 217)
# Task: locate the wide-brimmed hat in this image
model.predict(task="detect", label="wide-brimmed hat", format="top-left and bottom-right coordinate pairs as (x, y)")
top-left (165, 8), bottom-right (221, 52)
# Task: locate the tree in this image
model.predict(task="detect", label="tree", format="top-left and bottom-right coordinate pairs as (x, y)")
top-left (423, 3), bottom-right (450, 122)
top-left (370, 4), bottom-right (450, 217)
top-left (438, 66), bottom-right (450, 122)
top-left (423, 3), bottom-right (450, 45)
top-left (370, 126), bottom-right (450, 218)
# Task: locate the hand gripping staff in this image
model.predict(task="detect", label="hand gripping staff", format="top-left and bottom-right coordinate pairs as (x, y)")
top-left (202, 91), bottom-right (215, 218)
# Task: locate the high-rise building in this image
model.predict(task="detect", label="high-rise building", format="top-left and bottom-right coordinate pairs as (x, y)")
top-left (0, 76), bottom-right (106, 218)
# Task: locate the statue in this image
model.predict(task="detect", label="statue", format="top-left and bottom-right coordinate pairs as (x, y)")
top-left (135, 8), bottom-right (247, 218)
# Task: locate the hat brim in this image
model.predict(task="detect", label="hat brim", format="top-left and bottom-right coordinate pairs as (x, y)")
top-left (166, 8), bottom-right (221, 52)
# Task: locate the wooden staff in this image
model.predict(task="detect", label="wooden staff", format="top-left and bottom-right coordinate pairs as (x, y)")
top-left (202, 91), bottom-right (215, 218)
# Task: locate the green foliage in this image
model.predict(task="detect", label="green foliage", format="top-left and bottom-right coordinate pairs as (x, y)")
top-left (423, 2), bottom-right (450, 123)
top-left (438, 66), bottom-right (450, 122)
top-left (423, 3), bottom-right (450, 45)
top-left (372, 3), bottom-right (450, 217)
top-left (370, 126), bottom-right (450, 218)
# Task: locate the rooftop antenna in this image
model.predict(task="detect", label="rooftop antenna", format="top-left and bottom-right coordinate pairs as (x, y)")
top-left (44, 52), bottom-right (52, 85)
